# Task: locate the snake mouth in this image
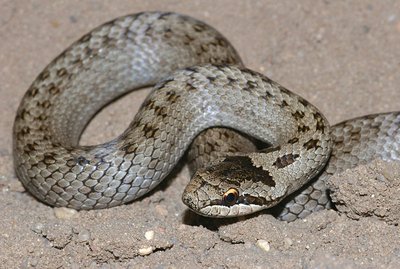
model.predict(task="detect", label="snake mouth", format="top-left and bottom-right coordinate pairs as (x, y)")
top-left (197, 204), bottom-right (263, 218)
top-left (182, 190), bottom-right (264, 218)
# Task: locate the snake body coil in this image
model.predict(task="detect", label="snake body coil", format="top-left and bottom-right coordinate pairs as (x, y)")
top-left (13, 12), bottom-right (400, 220)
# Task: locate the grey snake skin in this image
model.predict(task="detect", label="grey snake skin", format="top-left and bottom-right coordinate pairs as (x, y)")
top-left (13, 12), bottom-right (400, 221)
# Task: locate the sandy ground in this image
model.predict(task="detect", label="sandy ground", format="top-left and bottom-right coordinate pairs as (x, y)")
top-left (1, 0), bottom-right (400, 268)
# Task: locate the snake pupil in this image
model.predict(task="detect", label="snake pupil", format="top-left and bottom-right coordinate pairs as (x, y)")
top-left (223, 188), bottom-right (239, 206)
top-left (226, 193), bottom-right (235, 202)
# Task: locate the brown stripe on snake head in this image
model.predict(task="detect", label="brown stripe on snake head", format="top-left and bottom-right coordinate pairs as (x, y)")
top-left (303, 138), bottom-right (320, 150)
top-left (273, 154), bottom-right (300, 169)
top-left (238, 194), bottom-right (268, 206)
top-left (287, 137), bottom-right (299, 144)
top-left (220, 156), bottom-right (275, 187)
top-left (260, 145), bottom-right (281, 154)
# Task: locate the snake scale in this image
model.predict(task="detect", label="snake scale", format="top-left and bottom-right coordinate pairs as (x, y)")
top-left (13, 12), bottom-right (400, 221)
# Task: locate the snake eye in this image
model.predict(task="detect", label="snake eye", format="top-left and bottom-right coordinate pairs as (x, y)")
top-left (223, 188), bottom-right (239, 206)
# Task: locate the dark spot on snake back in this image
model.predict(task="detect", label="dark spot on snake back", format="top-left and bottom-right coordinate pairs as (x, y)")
top-left (201, 44), bottom-right (209, 53)
top-left (48, 84), bottom-right (60, 95)
top-left (38, 70), bottom-right (50, 80)
top-left (43, 154), bottom-right (56, 165)
top-left (292, 110), bottom-right (305, 119)
top-left (76, 156), bottom-right (89, 166)
top-left (287, 137), bottom-right (299, 144)
top-left (166, 90), bottom-right (180, 103)
top-left (207, 76), bottom-right (216, 82)
top-left (280, 100), bottom-right (289, 107)
top-left (298, 125), bottom-right (310, 133)
top-left (29, 87), bottom-right (39, 97)
top-left (303, 139), bottom-right (320, 150)
top-left (273, 154), bottom-right (300, 169)
top-left (143, 123), bottom-right (159, 138)
top-left (313, 112), bottom-right (326, 132)
top-left (56, 68), bottom-right (68, 77)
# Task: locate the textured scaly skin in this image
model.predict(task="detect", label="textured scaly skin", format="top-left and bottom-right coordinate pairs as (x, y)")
top-left (14, 12), bottom-right (400, 221)
top-left (14, 12), bottom-right (243, 209)
top-left (188, 113), bottom-right (400, 220)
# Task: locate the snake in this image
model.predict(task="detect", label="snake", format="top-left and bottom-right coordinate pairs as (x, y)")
top-left (13, 12), bottom-right (400, 222)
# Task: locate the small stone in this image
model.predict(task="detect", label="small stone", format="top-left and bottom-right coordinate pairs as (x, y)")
top-left (256, 239), bottom-right (270, 252)
top-left (283, 238), bottom-right (293, 249)
top-left (145, 230), bottom-right (154, 240)
top-left (54, 207), bottom-right (78, 219)
top-left (138, 246), bottom-right (153, 256)
top-left (77, 229), bottom-right (91, 242)
top-left (31, 223), bottom-right (44, 234)
top-left (29, 258), bottom-right (38, 267)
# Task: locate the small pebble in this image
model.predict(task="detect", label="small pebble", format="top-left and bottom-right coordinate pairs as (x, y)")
top-left (284, 237), bottom-right (293, 247)
top-left (31, 223), bottom-right (44, 234)
top-left (77, 229), bottom-right (91, 243)
top-left (256, 239), bottom-right (270, 252)
top-left (54, 207), bottom-right (78, 219)
top-left (138, 246), bottom-right (153, 256)
top-left (29, 258), bottom-right (39, 267)
top-left (145, 230), bottom-right (154, 240)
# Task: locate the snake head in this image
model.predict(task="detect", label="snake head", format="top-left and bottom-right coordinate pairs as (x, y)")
top-left (182, 155), bottom-right (281, 217)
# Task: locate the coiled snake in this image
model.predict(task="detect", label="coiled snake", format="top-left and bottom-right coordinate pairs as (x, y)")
top-left (13, 12), bottom-right (400, 222)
